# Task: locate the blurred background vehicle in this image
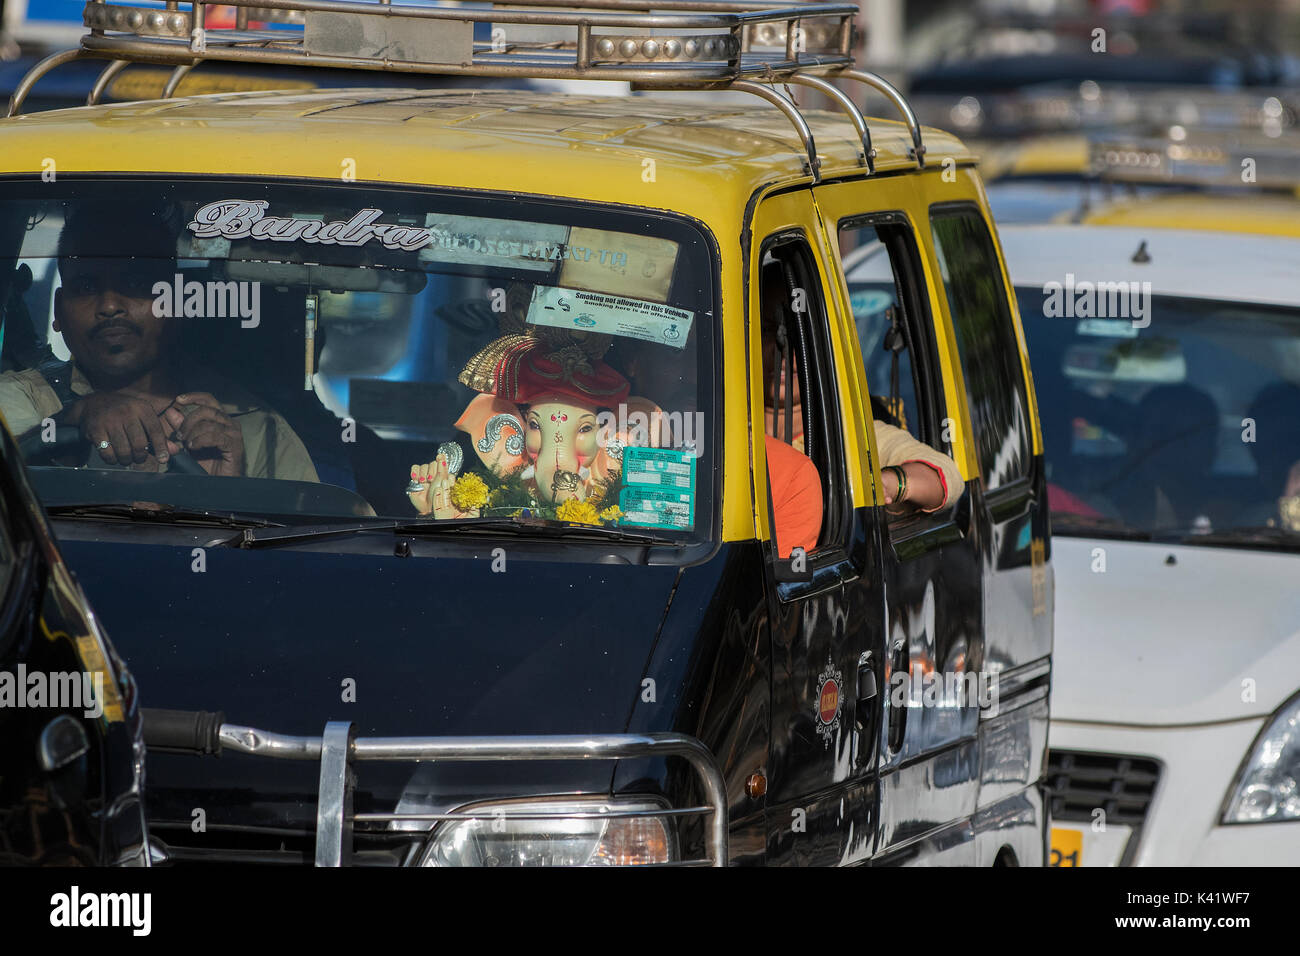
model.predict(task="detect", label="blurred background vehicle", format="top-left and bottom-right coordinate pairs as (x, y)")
top-left (1002, 220), bottom-right (1300, 866)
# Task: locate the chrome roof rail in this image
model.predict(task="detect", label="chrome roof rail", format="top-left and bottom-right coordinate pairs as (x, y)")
top-left (841, 69), bottom-right (925, 168)
top-left (8, 48), bottom-right (92, 117)
top-left (69, 0), bottom-right (857, 86)
top-left (5, 0), bottom-right (933, 180)
top-left (87, 58), bottom-right (130, 105)
top-left (1090, 130), bottom-right (1300, 191)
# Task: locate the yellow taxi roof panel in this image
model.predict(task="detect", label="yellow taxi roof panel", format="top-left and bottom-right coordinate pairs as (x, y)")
top-left (0, 89), bottom-right (973, 220)
top-left (1080, 192), bottom-right (1300, 238)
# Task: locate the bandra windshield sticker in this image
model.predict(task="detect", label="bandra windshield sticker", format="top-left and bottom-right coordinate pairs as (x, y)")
top-left (419, 215), bottom-right (571, 272)
top-left (526, 286), bottom-right (694, 349)
top-left (618, 447), bottom-right (696, 531)
top-left (560, 228), bottom-right (679, 302)
top-left (187, 200), bottom-right (433, 251)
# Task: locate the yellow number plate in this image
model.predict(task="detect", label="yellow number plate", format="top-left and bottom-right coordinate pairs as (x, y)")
top-left (1049, 827), bottom-right (1082, 867)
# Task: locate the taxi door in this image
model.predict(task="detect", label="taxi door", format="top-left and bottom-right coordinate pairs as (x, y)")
top-left (749, 188), bottom-right (886, 865)
top-left (813, 173), bottom-right (984, 864)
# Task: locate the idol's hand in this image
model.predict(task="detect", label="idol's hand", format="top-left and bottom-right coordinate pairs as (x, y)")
top-left (407, 453), bottom-right (475, 519)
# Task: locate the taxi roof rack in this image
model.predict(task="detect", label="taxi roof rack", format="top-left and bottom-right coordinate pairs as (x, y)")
top-left (5, 0), bottom-right (929, 180)
top-left (1090, 129), bottom-right (1300, 192)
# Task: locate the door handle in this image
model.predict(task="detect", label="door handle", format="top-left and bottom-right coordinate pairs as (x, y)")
top-left (854, 652), bottom-right (880, 770)
top-left (856, 655), bottom-right (878, 716)
top-left (888, 638), bottom-right (909, 753)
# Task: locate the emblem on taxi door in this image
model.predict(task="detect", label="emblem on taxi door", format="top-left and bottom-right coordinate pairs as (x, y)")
top-left (814, 659), bottom-right (842, 748)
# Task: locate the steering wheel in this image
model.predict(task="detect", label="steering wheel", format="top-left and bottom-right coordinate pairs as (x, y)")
top-left (18, 425), bottom-right (207, 475)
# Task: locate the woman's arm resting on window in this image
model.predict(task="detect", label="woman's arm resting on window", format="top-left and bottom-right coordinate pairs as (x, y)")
top-left (873, 421), bottom-right (965, 512)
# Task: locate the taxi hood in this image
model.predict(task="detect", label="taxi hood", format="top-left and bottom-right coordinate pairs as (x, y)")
top-left (1052, 536), bottom-right (1300, 725)
top-left (55, 536), bottom-right (682, 832)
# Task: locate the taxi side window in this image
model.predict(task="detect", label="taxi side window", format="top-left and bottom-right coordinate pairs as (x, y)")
top-left (929, 205), bottom-right (1033, 488)
top-left (758, 236), bottom-right (847, 557)
top-left (838, 216), bottom-right (948, 455)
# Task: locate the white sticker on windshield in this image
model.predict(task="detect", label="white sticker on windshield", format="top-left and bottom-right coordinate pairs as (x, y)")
top-left (526, 286), bottom-right (693, 349)
top-left (1075, 318), bottom-right (1139, 339)
top-left (419, 215), bottom-right (571, 272)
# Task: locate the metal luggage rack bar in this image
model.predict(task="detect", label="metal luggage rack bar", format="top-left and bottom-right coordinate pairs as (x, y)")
top-left (216, 719), bottom-right (729, 866)
top-left (1089, 131), bottom-right (1300, 191)
top-left (76, 0), bottom-right (858, 86)
top-left (5, 0), bottom-right (929, 182)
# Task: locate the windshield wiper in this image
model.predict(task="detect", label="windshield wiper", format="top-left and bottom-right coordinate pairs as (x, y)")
top-left (46, 503), bottom-right (284, 529)
top-left (1049, 512), bottom-right (1151, 541)
top-left (396, 517), bottom-right (681, 546)
top-left (1170, 525), bottom-right (1300, 551)
top-left (225, 516), bottom-right (680, 549)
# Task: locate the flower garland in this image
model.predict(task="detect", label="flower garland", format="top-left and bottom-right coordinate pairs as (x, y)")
top-left (447, 462), bottom-right (627, 526)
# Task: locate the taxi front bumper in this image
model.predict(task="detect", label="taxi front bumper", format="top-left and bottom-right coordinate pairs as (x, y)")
top-left (1049, 718), bottom-right (1299, 866)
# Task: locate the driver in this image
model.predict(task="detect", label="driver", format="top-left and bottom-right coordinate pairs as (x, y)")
top-left (0, 203), bottom-right (317, 481)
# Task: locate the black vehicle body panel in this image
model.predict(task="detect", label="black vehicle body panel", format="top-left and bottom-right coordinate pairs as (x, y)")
top-left (55, 528), bottom-right (775, 861)
top-left (0, 427), bottom-right (147, 866)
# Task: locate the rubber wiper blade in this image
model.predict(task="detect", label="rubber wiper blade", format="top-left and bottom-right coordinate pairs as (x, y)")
top-left (225, 519), bottom-right (399, 549)
top-left (392, 517), bottom-right (679, 545)
top-left (46, 502), bottom-right (284, 529)
top-left (1049, 512), bottom-right (1150, 540)
top-left (1174, 525), bottom-right (1300, 550)
top-left (229, 516), bottom-right (681, 550)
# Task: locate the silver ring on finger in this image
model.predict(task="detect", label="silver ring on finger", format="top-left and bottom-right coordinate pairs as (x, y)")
top-left (97, 439), bottom-right (111, 450)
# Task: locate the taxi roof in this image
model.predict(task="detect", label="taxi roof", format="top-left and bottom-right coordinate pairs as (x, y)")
top-left (1079, 191), bottom-right (1300, 238)
top-left (998, 223), bottom-right (1300, 308)
top-left (0, 88), bottom-right (974, 229)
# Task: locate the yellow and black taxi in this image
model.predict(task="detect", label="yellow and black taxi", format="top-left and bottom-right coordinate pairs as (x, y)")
top-left (0, 0), bottom-right (1052, 866)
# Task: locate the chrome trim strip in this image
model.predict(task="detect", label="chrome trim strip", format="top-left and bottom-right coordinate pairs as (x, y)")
top-left (219, 724), bottom-right (729, 866)
top-left (315, 721), bottom-right (356, 867)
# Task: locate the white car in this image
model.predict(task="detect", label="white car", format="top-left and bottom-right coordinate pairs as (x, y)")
top-left (999, 224), bottom-right (1300, 866)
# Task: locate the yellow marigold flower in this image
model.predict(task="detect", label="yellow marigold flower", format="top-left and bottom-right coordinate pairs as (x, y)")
top-left (449, 472), bottom-right (489, 512)
top-left (556, 498), bottom-right (600, 525)
top-left (599, 505), bottom-right (623, 523)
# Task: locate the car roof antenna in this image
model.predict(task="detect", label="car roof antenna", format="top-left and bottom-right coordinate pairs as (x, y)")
top-left (1131, 240), bottom-right (1152, 264)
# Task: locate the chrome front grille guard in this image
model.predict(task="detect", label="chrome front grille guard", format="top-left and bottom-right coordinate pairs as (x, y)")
top-left (217, 720), bottom-right (730, 866)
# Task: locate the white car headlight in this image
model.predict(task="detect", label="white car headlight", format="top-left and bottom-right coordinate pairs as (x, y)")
top-left (1223, 692), bottom-right (1300, 824)
top-left (419, 798), bottom-right (677, 866)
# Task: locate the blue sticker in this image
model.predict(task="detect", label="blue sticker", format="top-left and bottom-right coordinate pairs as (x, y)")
top-left (619, 447), bottom-right (696, 531)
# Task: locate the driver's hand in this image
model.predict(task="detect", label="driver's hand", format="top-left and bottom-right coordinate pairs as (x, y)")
top-left (63, 391), bottom-right (171, 466)
top-left (161, 393), bottom-right (245, 477)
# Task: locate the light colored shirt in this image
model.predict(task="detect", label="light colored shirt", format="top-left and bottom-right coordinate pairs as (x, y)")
top-left (0, 363), bottom-right (319, 482)
top-left (873, 420), bottom-right (964, 511)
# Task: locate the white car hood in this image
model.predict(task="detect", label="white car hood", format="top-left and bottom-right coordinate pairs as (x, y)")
top-left (1052, 536), bottom-right (1300, 725)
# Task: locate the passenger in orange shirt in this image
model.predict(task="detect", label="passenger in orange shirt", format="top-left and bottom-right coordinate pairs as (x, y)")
top-left (760, 266), bottom-right (964, 558)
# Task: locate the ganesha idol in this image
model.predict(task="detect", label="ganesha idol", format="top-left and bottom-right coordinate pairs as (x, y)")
top-left (407, 330), bottom-right (666, 521)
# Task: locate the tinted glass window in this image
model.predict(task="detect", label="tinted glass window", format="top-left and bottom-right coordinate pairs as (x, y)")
top-left (930, 208), bottom-right (1032, 487)
top-left (758, 236), bottom-right (844, 556)
top-left (0, 180), bottom-right (716, 541)
top-left (1018, 288), bottom-right (1300, 542)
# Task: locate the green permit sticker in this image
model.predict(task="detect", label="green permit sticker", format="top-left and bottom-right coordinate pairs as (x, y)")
top-left (618, 447), bottom-right (696, 531)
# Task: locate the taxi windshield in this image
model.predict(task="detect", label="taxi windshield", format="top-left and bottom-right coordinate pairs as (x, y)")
top-left (1017, 288), bottom-right (1300, 548)
top-left (0, 180), bottom-right (716, 540)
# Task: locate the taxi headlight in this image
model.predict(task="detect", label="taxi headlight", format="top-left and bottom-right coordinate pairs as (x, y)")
top-left (418, 798), bottom-right (677, 866)
top-left (1223, 693), bottom-right (1300, 824)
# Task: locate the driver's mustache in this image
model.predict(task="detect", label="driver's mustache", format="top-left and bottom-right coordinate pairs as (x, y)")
top-left (89, 317), bottom-right (143, 338)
